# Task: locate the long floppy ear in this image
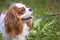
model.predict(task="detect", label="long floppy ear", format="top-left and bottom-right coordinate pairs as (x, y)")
top-left (4, 7), bottom-right (23, 36)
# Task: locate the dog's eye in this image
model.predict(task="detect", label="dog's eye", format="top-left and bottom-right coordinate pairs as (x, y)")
top-left (17, 7), bottom-right (25, 14)
top-left (17, 9), bottom-right (25, 15)
top-left (18, 9), bottom-right (25, 13)
top-left (21, 9), bottom-right (25, 12)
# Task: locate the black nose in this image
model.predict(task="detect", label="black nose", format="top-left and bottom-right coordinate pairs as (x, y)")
top-left (29, 8), bottom-right (32, 11)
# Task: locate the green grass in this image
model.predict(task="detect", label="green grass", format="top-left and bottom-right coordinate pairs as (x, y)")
top-left (0, 34), bottom-right (2, 40)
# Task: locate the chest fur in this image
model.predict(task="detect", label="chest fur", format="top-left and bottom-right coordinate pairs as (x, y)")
top-left (21, 23), bottom-right (29, 37)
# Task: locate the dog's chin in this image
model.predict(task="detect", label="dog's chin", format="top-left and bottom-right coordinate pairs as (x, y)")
top-left (21, 15), bottom-right (33, 22)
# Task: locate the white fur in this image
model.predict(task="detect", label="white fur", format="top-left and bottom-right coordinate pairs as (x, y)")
top-left (0, 14), bottom-right (6, 33)
top-left (14, 3), bottom-right (26, 8)
top-left (16, 23), bottom-right (29, 40)
top-left (10, 3), bottom-right (26, 8)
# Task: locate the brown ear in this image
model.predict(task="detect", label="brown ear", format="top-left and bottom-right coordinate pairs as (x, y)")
top-left (10, 6), bottom-right (17, 11)
top-left (4, 8), bottom-right (23, 36)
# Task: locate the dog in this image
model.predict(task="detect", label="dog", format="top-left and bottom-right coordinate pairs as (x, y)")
top-left (0, 3), bottom-right (33, 40)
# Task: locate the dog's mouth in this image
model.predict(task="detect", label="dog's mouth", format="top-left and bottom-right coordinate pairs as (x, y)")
top-left (21, 15), bottom-right (33, 20)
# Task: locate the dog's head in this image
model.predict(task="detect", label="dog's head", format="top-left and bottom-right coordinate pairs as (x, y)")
top-left (9, 3), bottom-right (33, 21)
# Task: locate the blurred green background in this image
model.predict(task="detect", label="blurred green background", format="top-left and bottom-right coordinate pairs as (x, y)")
top-left (0, 0), bottom-right (60, 40)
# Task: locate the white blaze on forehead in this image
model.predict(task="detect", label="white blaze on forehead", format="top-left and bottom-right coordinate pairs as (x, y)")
top-left (14, 3), bottom-right (26, 8)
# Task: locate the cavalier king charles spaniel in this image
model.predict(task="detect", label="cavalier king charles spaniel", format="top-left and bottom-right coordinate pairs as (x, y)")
top-left (0, 3), bottom-right (33, 40)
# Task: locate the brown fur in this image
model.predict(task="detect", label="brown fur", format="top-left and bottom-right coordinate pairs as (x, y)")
top-left (4, 6), bottom-right (24, 37)
top-left (26, 21), bottom-right (32, 30)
